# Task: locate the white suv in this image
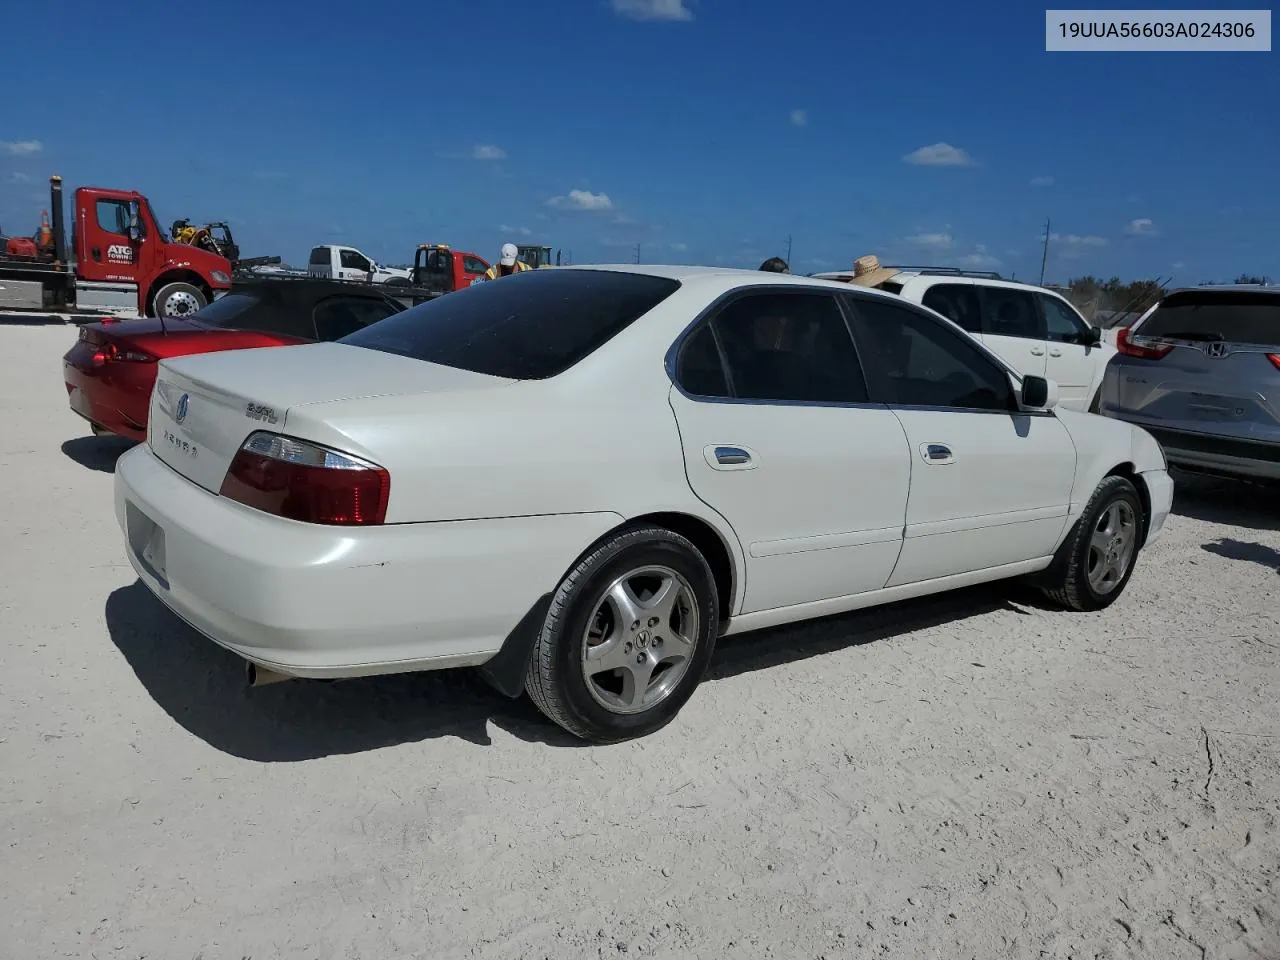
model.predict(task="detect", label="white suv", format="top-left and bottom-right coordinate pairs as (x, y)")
top-left (813, 268), bottom-right (1115, 412)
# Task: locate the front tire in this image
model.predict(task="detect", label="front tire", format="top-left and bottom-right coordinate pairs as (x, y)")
top-left (525, 525), bottom-right (719, 743)
top-left (1040, 475), bottom-right (1145, 611)
top-left (152, 281), bottom-right (207, 319)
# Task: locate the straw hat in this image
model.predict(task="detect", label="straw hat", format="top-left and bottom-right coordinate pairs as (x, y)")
top-left (850, 254), bottom-right (899, 287)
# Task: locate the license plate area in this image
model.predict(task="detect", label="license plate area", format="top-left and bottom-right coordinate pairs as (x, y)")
top-left (126, 501), bottom-right (169, 589)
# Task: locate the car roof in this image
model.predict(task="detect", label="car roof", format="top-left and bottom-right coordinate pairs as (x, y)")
top-left (1160, 284), bottom-right (1280, 297)
top-left (562, 263), bottom-right (890, 297)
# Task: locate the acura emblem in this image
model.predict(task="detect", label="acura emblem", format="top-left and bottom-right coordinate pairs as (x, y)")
top-left (1204, 342), bottom-right (1228, 358)
top-left (175, 393), bottom-right (189, 424)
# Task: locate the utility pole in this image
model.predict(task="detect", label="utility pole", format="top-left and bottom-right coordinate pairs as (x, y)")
top-left (1039, 217), bottom-right (1051, 286)
top-left (785, 234), bottom-right (793, 267)
top-left (635, 243), bottom-right (641, 264)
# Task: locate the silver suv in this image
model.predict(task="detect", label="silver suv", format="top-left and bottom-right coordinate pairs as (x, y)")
top-left (1099, 285), bottom-right (1280, 481)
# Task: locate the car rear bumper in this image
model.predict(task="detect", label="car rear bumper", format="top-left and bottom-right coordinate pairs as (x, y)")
top-left (1138, 425), bottom-right (1280, 481)
top-left (114, 444), bottom-right (622, 679)
top-left (63, 344), bottom-right (151, 442)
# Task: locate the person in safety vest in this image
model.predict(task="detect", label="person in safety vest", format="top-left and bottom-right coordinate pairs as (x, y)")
top-left (484, 243), bottom-right (534, 280)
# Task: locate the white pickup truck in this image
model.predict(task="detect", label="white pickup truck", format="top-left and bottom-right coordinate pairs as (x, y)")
top-left (307, 245), bottom-right (412, 285)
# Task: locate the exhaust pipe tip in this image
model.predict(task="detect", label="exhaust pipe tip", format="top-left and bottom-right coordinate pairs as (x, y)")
top-left (246, 661), bottom-right (293, 687)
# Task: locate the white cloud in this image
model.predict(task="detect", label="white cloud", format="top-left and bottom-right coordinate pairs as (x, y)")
top-left (1172, 261), bottom-right (1187, 270)
top-left (499, 224), bottom-right (533, 236)
top-left (547, 189), bottom-right (614, 211)
top-left (789, 109), bottom-right (807, 127)
top-left (472, 144), bottom-right (506, 161)
top-left (611, 0), bottom-right (693, 20)
top-left (9, 171), bottom-right (31, 182)
top-left (670, 242), bottom-right (689, 251)
top-left (1030, 175), bottom-right (1054, 187)
top-left (612, 214), bottom-right (637, 225)
top-left (903, 142), bottom-right (975, 167)
top-left (905, 232), bottom-right (953, 250)
top-left (2, 140), bottom-right (43, 156)
top-left (1045, 232), bottom-right (1108, 247)
top-left (957, 250), bottom-right (1001, 268)
top-left (1125, 217), bottom-right (1158, 236)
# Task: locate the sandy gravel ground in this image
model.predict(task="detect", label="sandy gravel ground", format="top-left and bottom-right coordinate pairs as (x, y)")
top-left (1, 322), bottom-right (1277, 960)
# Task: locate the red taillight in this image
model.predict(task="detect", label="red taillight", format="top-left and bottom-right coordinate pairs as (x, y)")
top-left (88, 342), bottom-right (157, 366)
top-left (219, 432), bottom-right (390, 526)
top-left (1268, 354), bottom-right (1280, 371)
top-left (1116, 326), bottom-right (1174, 360)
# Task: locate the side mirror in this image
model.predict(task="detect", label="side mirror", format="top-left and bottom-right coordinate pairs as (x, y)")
top-left (1083, 326), bottom-right (1103, 346)
top-left (127, 200), bottom-right (140, 241)
top-left (1021, 375), bottom-right (1059, 411)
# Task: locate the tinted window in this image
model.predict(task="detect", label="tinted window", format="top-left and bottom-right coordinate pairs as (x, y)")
top-left (1040, 294), bottom-right (1090, 343)
top-left (339, 249), bottom-right (371, 271)
top-left (922, 283), bottom-right (983, 333)
top-left (846, 296), bottom-right (1015, 412)
top-left (191, 292), bottom-right (260, 327)
top-left (1140, 291), bottom-right (1280, 346)
top-left (341, 269), bottom-right (680, 380)
top-left (674, 324), bottom-right (730, 397)
top-left (96, 199), bottom-right (130, 236)
top-left (979, 287), bottom-right (1044, 339)
top-left (309, 247), bottom-right (330, 266)
top-left (706, 293), bottom-right (867, 403)
top-left (463, 256), bottom-right (488, 275)
top-left (313, 296), bottom-right (401, 341)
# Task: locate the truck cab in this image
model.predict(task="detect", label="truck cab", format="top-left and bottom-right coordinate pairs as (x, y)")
top-left (72, 186), bottom-right (234, 317)
top-left (411, 244), bottom-right (490, 295)
top-left (307, 245), bottom-right (413, 285)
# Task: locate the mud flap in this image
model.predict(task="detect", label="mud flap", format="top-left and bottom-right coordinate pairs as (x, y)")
top-left (476, 593), bottom-right (552, 698)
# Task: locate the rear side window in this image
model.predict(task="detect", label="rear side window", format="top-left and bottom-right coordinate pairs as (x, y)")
top-left (1140, 291), bottom-right (1280, 346)
top-left (341, 269), bottom-right (680, 379)
top-left (922, 284), bottom-right (983, 333)
top-left (679, 292), bottom-right (868, 403)
top-left (313, 296), bottom-right (402, 341)
top-left (308, 247), bottom-right (330, 266)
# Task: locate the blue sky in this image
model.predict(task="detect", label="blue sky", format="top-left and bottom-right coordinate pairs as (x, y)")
top-left (2, 0), bottom-right (1276, 283)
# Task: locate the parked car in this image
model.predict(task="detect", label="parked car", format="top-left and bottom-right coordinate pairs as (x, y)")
top-left (813, 267), bottom-right (1114, 412)
top-left (114, 266), bottom-right (1172, 743)
top-left (1100, 284), bottom-right (1280, 481)
top-left (64, 277), bottom-right (405, 441)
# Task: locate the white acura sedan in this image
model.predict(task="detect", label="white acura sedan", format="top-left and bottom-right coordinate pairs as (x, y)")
top-left (115, 265), bottom-right (1174, 743)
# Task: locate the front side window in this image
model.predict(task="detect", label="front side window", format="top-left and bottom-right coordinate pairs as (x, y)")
top-left (674, 292), bottom-right (868, 404)
top-left (922, 283), bottom-right (983, 333)
top-left (313, 296), bottom-right (402, 341)
top-left (980, 287), bottom-right (1045, 340)
top-left (463, 256), bottom-right (488, 275)
top-left (846, 295), bottom-right (1016, 412)
top-left (96, 199), bottom-right (131, 236)
top-left (1040, 294), bottom-right (1091, 343)
top-left (339, 249), bottom-right (371, 271)
top-left (341, 268), bottom-right (680, 380)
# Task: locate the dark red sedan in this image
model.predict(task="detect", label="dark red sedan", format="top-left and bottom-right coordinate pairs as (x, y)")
top-left (64, 277), bottom-right (406, 441)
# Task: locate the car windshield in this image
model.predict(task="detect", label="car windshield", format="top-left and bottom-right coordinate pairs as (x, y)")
top-left (340, 268), bottom-right (681, 379)
top-left (189, 292), bottom-right (260, 329)
top-left (1141, 291), bottom-right (1280, 346)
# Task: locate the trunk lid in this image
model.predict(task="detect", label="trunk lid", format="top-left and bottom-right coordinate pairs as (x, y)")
top-left (149, 342), bottom-right (515, 492)
top-left (1117, 289), bottom-right (1280, 440)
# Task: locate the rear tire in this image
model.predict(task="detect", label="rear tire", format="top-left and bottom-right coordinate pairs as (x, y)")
top-left (152, 281), bottom-right (207, 319)
top-left (90, 423), bottom-right (110, 437)
top-left (525, 525), bottom-right (719, 743)
top-left (1039, 475), bottom-right (1145, 611)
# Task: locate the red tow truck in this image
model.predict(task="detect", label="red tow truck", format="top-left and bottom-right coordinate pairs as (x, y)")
top-left (0, 175), bottom-right (235, 318)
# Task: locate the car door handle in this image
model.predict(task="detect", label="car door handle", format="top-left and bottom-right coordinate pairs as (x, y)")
top-left (1029, 346), bottom-right (1046, 356)
top-left (714, 446), bottom-right (752, 465)
top-left (919, 442), bottom-right (955, 465)
top-left (1049, 348), bottom-right (1063, 357)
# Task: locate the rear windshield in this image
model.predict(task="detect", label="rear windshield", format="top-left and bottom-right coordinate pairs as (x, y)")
top-left (308, 247), bottom-right (329, 266)
top-left (340, 269), bottom-right (681, 379)
top-left (1141, 291), bottom-right (1280, 345)
top-left (190, 292), bottom-right (260, 328)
